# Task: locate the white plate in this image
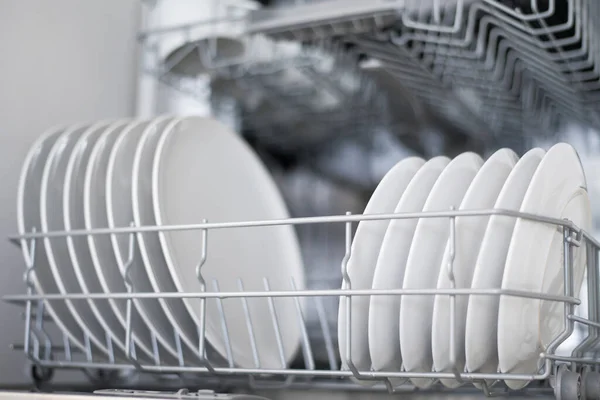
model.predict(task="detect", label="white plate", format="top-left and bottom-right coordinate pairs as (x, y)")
top-left (40, 123), bottom-right (111, 357)
top-left (498, 143), bottom-right (591, 389)
top-left (17, 124), bottom-right (92, 354)
top-left (338, 157), bottom-right (425, 373)
top-left (465, 148), bottom-right (545, 377)
top-left (399, 152), bottom-right (483, 389)
top-left (106, 118), bottom-right (186, 362)
top-left (64, 120), bottom-right (132, 359)
top-left (132, 117), bottom-right (208, 363)
top-left (84, 120), bottom-right (159, 362)
top-left (152, 117), bottom-right (305, 368)
top-left (368, 156), bottom-right (450, 384)
top-left (431, 148), bottom-right (518, 388)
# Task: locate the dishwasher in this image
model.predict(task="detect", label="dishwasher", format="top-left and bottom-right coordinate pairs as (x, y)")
top-left (3, 1), bottom-right (600, 400)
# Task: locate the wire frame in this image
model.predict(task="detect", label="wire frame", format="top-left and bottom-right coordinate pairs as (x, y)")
top-left (5, 208), bottom-right (600, 393)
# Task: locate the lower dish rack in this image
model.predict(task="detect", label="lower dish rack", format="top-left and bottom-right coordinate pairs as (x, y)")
top-left (4, 209), bottom-right (600, 400)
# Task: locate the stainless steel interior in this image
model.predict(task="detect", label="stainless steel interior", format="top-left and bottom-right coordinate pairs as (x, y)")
top-left (4, 0), bottom-right (600, 398)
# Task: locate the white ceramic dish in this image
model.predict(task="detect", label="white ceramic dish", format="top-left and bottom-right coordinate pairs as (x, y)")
top-left (64, 120), bottom-right (129, 359)
top-left (337, 157), bottom-right (425, 373)
top-left (431, 148), bottom-right (518, 388)
top-left (465, 148), bottom-right (545, 377)
top-left (132, 117), bottom-right (207, 363)
top-left (368, 156), bottom-right (449, 385)
top-left (399, 152), bottom-right (483, 389)
top-left (40, 123), bottom-right (110, 357)
top-left (106, 118), bottom-right (185, 362)
top-left (498, 143), bottom-right (591, 389)
top-left (84, 120), bottom-right (158, 362)
top-left (151, 116), bottom-right (305, 368)
top-left (153, 0), bottom-right (259, 76)
top-left (17, 125), bottom-right (92, 354)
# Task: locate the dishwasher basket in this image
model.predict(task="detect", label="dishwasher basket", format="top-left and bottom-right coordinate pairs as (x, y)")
top-left (4, 208), bottom-right (600, 400)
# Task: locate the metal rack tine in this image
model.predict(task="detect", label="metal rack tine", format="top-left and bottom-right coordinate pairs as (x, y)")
top-left (290, 277), bottom-right (315, 370)
top-left (446, 207), bottom-right (463, 383)
top-left (237, 278), bottom-right (260, 369)
top-left (195, 218), bottom-right (215, 373)
top-left (105, 332), bottom-right (114, 364)
top-left (212, 279), bottom-right (234, 368)
top-left (84, 332), bottom-right (92, 362)
top-left (314, 295), bottom-right (338, 371)
top-left (63, 334), bottom-right (72, 362)
top-left (263, 277), bottom-right (286, 369)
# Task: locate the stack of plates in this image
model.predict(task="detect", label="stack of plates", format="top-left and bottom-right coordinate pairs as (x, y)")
top-left (17, 116), bottom-right (305, 368)
top-left (337, 144), bottom-right (592, 389)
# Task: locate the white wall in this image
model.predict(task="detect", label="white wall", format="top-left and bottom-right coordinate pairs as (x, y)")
top-left (0, 0), bottom-right (140, 384)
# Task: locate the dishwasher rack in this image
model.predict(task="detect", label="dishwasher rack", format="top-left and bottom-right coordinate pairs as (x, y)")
top-left (4, 209), bottom-right (600, 400)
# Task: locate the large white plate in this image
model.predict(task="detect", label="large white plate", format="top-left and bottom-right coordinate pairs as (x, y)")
top-left (64, 120), bottom-right (131, 359)
top-left (431, 148), bottom-right (518, 388)
top-left (17, 124), bottom-right (93, 354)
top-left (498, 143), bottom-right (591, 389)
top-left (368, 156), bottom-right (449, 384)
top-left (40, 123), bottom-right (111, 357)
top-left (399, 152), bottom-right (483, 389)
top-left (151, 117), bottom-right (305, 368)
top-left (338, 157), bottom-right (425, 373)
top-left (465, 148), bottom-right (545, 377)
top-left (84, 120), bottom-right (158, 362)
top-left (132, 117), bottom-right (209, 363)
top-left (106, 118), bottom-right (186, 362)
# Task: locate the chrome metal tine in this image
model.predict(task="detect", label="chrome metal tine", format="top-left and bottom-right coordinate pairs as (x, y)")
top-left (121, 224), bottom-right (142, 370)
top-left (341, 212), bottom-right (353, 372)
top-left (23, 298), bottom-right (33, 359)
top-left (237, 278), bottom-right (260, 369)
top-left (195, 218), bottom-right (214, 373)
top-left (446, 207), bottom-right (461, 382)
top-left (152, 332), bottom-right (160, 365)
top-left (63, 334), bottom-right (72, 362)
top-left (572, 237), bottom-right (598, 357)
top-left (31, 329), bottom-right (40, 361)
top-left (174, 327), bottom-right (184, 367)
top-left (314, 296), bottom-right (338, 371)
top-left (263, 277), bottom-right (286, 369)
top-left (22, 230), bottom-right (37, 360)
top-left (290, 277), bottom-right (315, 370)
top-left (106, 331), bottom-right (115, 364)
top-left (35, 301), bottom-right (52, 362)
top-left (545, 225), bottom-right (577, 357)
top-left (84, 332), bottom-right (92, 362)
top-left (212, 279), bottom-right (234, 368)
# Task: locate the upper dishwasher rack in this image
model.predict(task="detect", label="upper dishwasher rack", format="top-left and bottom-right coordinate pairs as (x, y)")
top-left (139, 0), bottom-right (600, 151)
top-left (4, 209), bottom-right (600, 400)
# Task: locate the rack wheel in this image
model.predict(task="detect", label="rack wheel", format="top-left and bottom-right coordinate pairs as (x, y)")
top-left (30, 364), bottom-right (54, 385)
top-left (555, 365), bottom-right (581, 400)
top-left (581, 367), bottom-right (600, 400)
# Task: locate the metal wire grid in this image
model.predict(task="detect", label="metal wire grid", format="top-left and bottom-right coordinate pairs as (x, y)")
top-left (138, 0), bottom-right (600, 151)
top-left (3, 209), bottom-right (600, 394)
top-left (347, 0), bottom-right (600, 144)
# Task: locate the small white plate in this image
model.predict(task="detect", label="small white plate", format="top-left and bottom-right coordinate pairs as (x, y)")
top-left (368, 156), bottom-right (449, 385)
top-left (431, 148), bottom-right (518, 388)
top-left (498, 143), bottom-right (591, 389)
top-left (132, 117), bottom-right (207, 363)
top-left (84, 120), bottom-right (159, 362)
top-left (106, 118), bottom-right (186, 362)
top-left (64, 120), bottom-right (129, 359)
top-left (337, 157), bottom-right (425, 374)
top-left (465, 148), bottom-right (545, 377)
top-left (40, 123), bottom-right (111, 357)
top-left (152, 117), bottom-right (305, 368)
top-left (399, 152), bottom-right (483, 389)
top-left (18, 124), bottom-right (92, 354)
